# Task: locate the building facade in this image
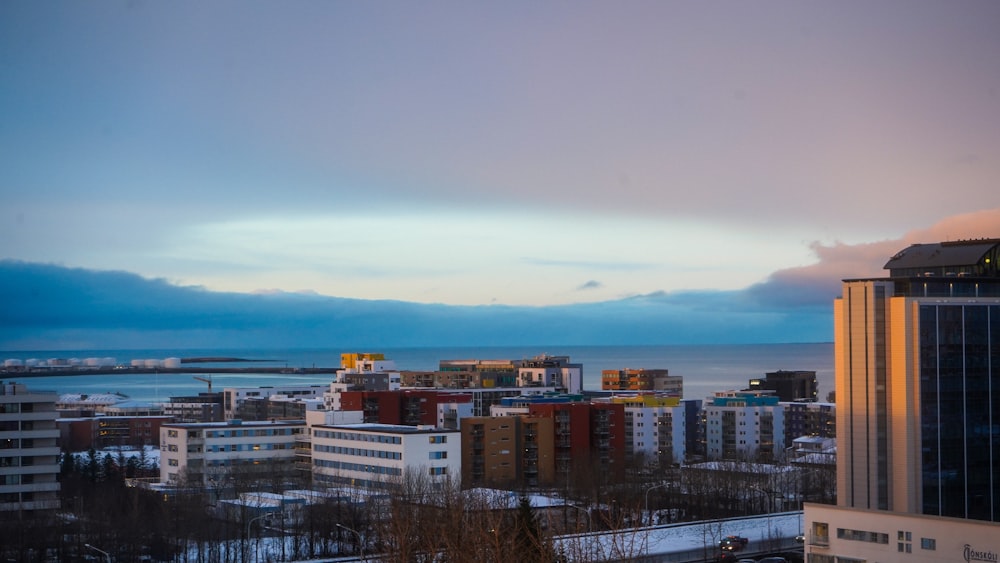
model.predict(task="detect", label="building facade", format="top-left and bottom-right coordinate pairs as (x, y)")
top-left (834, 239), bottom-right (1000, 519)
top-left (311, 423), bottom-right (460, 490)
top-left (805, 239), bottom-right (1000, 563)
top-left (159, 419), bottom-right (305, 486)
top-left (0, 382), bottom-right (60, 513)
top-left (703, 390), bottom-right (784, 461)
top-left (461, 415), bottom-right (555, 488)
top-left (747, 370), bottom-right (818, 402)
top-left (601, 368), bottom-right (682, 394)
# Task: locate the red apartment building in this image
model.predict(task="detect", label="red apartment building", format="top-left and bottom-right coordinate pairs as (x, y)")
top-left (339, 389), bottom-right (472, 427)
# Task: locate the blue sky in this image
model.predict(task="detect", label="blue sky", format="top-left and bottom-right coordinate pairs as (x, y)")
top-left (1, 2), bottom-right (999, 349)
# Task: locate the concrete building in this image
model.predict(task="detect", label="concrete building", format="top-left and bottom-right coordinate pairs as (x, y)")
top-left (0, 381), bottom-right (60, 513)
top-left (804, 238), bottom-right (1000, 562)
top-left (747, 370), bottom-right (818, 402)
top-left (781, 401), bottom-right (835, 449)
top-left (224, 385), bottom-right (327, 420)
top-left (159, 419), bottom-right (305, 486)
top-left (338, 389), bottom-right (473, 428)
top-left (58, 415), bottom-right (171, 451)
top-left (601, 368), bottom-right (682, 394)
top-left (311, 423), bottom-right (460, 491)
top-left (834, 238), bottom-right (1000, 518)
top-left (323, 354), bottom-right (401, 411)
top-left (518, 355), bottom-right (583, 394)
top-left (602, 394), bottom-right (689, 465)
top-left (461, 415), bottom-right (555, 488)
top-left (703, 390), bottom-right (784, 462)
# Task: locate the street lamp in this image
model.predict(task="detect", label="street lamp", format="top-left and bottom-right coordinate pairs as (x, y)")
top-left (644, 482), bottom-right (671, 526)
top-left (564, 502), bottom-right (591, 532)
top-left (245, 512), bottom-right (274, 563)
top-left (84, 543), bottom-right (111, 563)
top-left (336, 523), bottom-right (366, 562)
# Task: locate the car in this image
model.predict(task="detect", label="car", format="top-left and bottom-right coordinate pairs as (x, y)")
top-left (736, 559), bottom-right (758, 563)
top-left (719, 535), bottom-right (749, 551)
top-left (758, 557), bottom-right (789, 563)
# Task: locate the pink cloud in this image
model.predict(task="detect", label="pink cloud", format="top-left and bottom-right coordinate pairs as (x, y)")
top-left (748, 208), bottom-right (1000, 307)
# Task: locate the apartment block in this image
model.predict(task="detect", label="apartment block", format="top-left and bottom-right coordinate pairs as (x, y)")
top-left (338, 389), bottom-right (473, 428)
top-left (602, 394), bottom-right (688, 464)
top-left (703, 390), bottom-right (784, 461)
top-left (461, 415), bottom-right (555, 488)
top-left (0, 381), bottom-right (60, 513)
top-left (747, 370), bottom-right (818, 402)
top-left (601, 368), bottom-right (682, 394)
top-left (311, 423), bottom-right (460, 490)
top-left (159, 419), bottom-right (305, 486)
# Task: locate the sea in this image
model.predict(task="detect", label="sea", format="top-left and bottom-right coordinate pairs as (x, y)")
top-left (0, 343), bottom-right (834, 404)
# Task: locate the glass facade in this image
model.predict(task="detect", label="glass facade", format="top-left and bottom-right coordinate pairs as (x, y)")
top-left (919, 303), bottom-right (1000, 521)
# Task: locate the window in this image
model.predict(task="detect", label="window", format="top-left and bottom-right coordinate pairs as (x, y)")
top-left (167, 430), bottom-right (178, 438)
top-left (429, 436), bottom-right (447, 444)
top-left (921, 538), bottom-right (936, 550)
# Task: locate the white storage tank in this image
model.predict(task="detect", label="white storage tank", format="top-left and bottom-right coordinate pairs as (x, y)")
top-left (3, 359), bottom-right (23, 368)
top-left (144, 359), bottom-right (162, 369)
top-left (131, 359), bottom-right (145, 367)
top-left (163, 357), bottom-right (182, 369)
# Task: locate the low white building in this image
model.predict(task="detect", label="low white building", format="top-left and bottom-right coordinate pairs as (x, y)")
top-left (159, 419), bottom-right (306, 486)
top-left (804, 503), bottom-right (1000, 563)
top-left (311, 423), bottom-right (460, 491)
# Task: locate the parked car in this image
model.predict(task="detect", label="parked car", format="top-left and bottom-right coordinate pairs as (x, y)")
top-left (759, 557), bottom-right (789, 563)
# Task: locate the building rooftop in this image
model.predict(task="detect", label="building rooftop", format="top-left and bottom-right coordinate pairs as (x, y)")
top-left (884, 238), bottom-right (1000, 277)
top-left (326, 422), bottom-right (459, 434)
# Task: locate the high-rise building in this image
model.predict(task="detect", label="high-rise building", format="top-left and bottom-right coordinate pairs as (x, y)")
top-left (0, 381), bottom-right (60, 513)
top-left (804, 239), bottom-right (1000, 562)
top-left (835, 239), bottom-right (1000, 519)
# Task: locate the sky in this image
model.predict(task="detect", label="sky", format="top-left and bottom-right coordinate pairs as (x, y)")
top-left (1, 2), bottom-right (999, 349)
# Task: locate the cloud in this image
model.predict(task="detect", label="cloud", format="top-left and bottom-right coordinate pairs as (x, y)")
top-left (577, 280), bottom-right (603, 291)
top-left (745, 207), bottom-right (1000, 308)
top-left (0, 260), bottom-right (831, 350)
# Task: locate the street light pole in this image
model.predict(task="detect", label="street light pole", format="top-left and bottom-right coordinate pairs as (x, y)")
top-left (564, 503), bottom-right (591, 532)
top-left (245, 512), bottom-right (273, 563)
top-left (84, 543), bottom-right (111, 563)
top-left (644, 482), bottom-right (671, 526)
top-left (336, 523), bottom-right (366, 563)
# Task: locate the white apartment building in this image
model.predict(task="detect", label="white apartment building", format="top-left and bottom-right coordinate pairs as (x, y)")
top-left (312, 423), bottom-right (460, 491)
top-left (0, 381), bottom-right (60, 513)
top-left (602, 395), bottom-right (688, 465)
top-left (703, 390), bottom-right (784, 461)
top-left (159, 419), bottom-right (306, 486)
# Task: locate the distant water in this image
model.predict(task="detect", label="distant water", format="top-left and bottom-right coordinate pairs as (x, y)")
top-left (1, 343), bottom-right (834, 404)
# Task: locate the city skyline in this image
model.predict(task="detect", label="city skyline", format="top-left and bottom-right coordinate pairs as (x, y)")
top-left (2, 3), bottom-right (1000, 349)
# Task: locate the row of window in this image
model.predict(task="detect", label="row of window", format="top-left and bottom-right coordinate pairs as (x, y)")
top-left (315, 459), bottom-right (403, 476)
top-left (315, 445), bottom-right (402, 460)
top-left (315, 430), bottom-right (402, 444)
